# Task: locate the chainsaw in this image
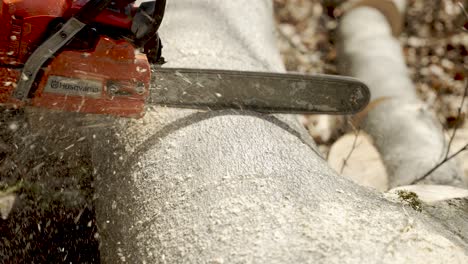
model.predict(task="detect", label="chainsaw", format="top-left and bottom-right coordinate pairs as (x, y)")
top-left (0, 0), bottom-right (370, 118)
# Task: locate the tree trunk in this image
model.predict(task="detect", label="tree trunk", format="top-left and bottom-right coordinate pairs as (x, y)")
top-left (337, 3), bottom-right (465, 188)
top-left (89, 1), bottom-right (468, 263)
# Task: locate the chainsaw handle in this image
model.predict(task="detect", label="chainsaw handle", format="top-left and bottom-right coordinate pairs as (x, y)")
top-left (133, 0), bottom-right (166, 47)
top-left (75, 0), bottom-right (114, 24)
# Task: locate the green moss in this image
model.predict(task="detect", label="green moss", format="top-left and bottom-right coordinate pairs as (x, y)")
top-left (396, 190), bottom-right (422, 212)
top-left (0, 181), bottom-right (24, 196)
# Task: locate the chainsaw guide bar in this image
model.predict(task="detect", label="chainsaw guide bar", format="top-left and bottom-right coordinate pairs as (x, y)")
top-left (150, 68), bottom-right (370, 115)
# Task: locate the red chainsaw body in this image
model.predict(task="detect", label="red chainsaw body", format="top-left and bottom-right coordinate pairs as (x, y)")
top-left (0, 0), bottom-right (151, 117)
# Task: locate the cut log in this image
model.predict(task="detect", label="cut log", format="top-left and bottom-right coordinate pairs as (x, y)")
top-left (328, 132), bottom-right (388, 191)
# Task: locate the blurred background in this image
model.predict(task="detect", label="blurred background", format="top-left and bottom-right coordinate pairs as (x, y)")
top-left (273, 0), bottom-right (468, 186)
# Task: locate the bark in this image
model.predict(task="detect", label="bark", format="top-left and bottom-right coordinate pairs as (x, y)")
top-left (89, 0), bottom-right (468, 263)
top-left (337, 4), bottom-right (466, 188)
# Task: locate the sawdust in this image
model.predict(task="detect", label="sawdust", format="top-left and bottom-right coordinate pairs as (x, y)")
top-left (98, 113), bottom-right (468, 263)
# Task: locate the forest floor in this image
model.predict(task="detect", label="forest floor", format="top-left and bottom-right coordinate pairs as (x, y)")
top-left (273, 0), bottom-right (468, 188)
